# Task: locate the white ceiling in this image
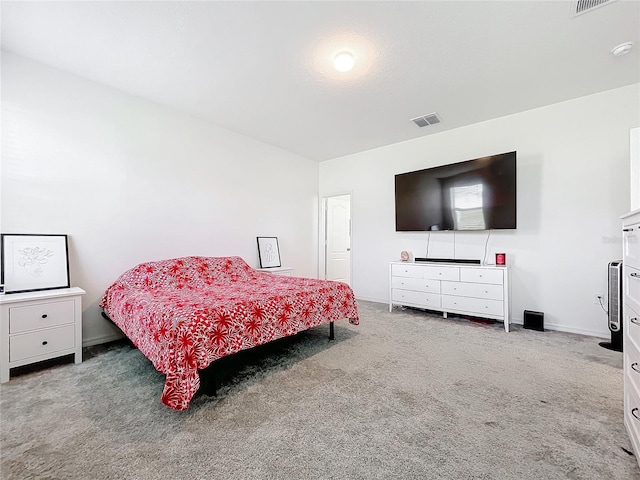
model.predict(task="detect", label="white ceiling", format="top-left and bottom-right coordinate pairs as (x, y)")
top-left (2, 1), bottom-right (639, 162)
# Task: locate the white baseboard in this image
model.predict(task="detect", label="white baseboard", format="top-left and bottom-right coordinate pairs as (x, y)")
top-left (359, 297), bottom-right (609, 340)
top-left (82, 332), bottom-right (124, 347)
top-left (533, 322), bottom-right (608, 340)
top-left (83, 299), bottom-right (609, 345)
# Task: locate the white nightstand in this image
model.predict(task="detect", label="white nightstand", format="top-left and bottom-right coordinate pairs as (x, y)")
top-left (258, 267), bottom-right (294, 276)
top-left (0, 287), bottom-right (85, 383)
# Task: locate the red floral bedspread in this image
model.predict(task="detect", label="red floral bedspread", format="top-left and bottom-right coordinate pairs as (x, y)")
top-left (100, 256), bottom-right (359, 410)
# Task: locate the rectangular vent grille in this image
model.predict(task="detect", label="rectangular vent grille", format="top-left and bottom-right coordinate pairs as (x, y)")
top-left (608, 260), bottom-right (622, 331)
top-left (411, 112), bottom-right (441, 128)
top-left (570, 0), bottom-right (615, 17)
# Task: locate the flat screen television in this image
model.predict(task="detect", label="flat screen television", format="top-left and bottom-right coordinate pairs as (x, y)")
top-left (395, 151), bottom-right (516, 232)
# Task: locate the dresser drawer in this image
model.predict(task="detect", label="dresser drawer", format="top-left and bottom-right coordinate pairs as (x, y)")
top-left (460, 267), bottom-right (504, 285)
top-left (392, 289), bottom-right (441, 309)
top-left (626, 265), bottom-right (640, 315)
top-left (441, 281), bottom-right (504, 301)
top-left (391, 264), bottom-right (425, 278)
top-left (625, 381), bottom-right (640, 449)
top-left (624, 223), bottom-right (640, 271)
top-left (626, 302), bottom-right (640, 353)
top-left (391, 276), bottom-right (440, 294)
top-left (421, 266), bottom-right (459, 281)
top-left (441, 295), bottom-right (505, 318)
top-left (9, 324), bottom-right (75, 362)
top-left (626, 343), bottom-right (640, 395)
top-left (9, 300), bottom-right (75, 334)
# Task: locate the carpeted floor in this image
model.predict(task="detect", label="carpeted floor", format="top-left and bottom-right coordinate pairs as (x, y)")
top-left (1, 300), bottom-right (638, 479)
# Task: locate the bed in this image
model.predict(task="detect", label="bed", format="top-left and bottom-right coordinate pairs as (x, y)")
top-left (100, 256), bottom-right (359, 410)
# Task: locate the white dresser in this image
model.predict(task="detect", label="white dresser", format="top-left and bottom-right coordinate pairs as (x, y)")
top-left (622, 209), bottom-right (640, 465)
top-left (0, 287), bottom-right (85, 382)
top-left (389, 262), bottom-right (510, 332)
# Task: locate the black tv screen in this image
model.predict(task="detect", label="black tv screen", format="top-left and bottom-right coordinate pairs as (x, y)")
top-left (395, 151), bottom-right (516, 232)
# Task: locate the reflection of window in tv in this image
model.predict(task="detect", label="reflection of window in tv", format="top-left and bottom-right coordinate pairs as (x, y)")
top-left (450, 183), bottom-right (486, 230)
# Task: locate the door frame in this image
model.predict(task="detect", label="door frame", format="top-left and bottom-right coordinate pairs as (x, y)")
top-left (319, 193), bottom-right (352, 283)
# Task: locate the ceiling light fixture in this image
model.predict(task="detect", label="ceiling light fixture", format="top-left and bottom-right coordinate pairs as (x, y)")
top-left (333, 52), bottom-right (355, 72)
top-left (611, 42), bottom-right (634, 57)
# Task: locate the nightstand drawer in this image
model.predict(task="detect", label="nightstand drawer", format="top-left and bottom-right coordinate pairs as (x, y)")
top-left (9, 324), bottom-right (75, 362)
top-left (9, 300), bottom-right (75, 334)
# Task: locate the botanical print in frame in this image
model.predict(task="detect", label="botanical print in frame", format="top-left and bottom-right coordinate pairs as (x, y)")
top-left (257, 236), bottom-right (281, 268)
top-left (1, 234), bottom-right (70, 294)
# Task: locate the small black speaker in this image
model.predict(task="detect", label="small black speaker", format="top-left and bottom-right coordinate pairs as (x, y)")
top-left (524, 310), bottom-right (544, 332)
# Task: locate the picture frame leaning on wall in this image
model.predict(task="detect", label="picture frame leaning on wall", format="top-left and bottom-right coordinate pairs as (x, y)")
top-left (256, 236), bottom-right (281, 268)
top-left (1, 234), bottom-right (70, 294)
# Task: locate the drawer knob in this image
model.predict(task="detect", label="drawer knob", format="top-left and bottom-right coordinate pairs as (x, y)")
top-left (41, 314), bottom-right (48, 319)
top-left (631, 318), bottom-right (640, 326)
top-left (633, 408), bottom-right (640, 421)
top-left (631, 273), bottom-right (640, 278)
top-left (42, 341), bottom-right (48, 346)
top-left (632, 363), bottom-right (640, 374)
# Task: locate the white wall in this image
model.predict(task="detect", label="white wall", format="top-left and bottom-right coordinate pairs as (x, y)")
top-left (320, 84), bottom-right (640, 337)
top-left (1, 52), bottom-right (319, 345)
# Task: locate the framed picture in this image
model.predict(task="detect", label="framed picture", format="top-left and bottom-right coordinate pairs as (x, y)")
top-left (1, 234), bottom-right (70, 294)
top-left (257, 236), bottom-right (281, 268)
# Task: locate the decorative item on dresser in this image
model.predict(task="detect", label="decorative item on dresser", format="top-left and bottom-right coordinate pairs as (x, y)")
top-left (622, 209), bottom-right (640, 467)
top-left (389, 261), bottom-right (510, 332)
top-left (0, 287), bottom-right (85, 382)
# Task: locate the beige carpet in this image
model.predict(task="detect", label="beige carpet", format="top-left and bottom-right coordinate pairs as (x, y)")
top-left (1, 300), bottom-right (638, 479)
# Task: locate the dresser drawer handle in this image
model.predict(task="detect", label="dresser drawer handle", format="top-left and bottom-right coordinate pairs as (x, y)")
top-left (624, 228), bottom-right (634, 232)
top-left (631, 318), bottom-right (640, 326)
top-left (42, 341), bottom-right (48, 346)
top-left (41, 314), bottom-right (48, 319)
top-left (632, 363), bottom-right (640, 374)
top-left (631, 273), bottom-right (640, 278)
top-left (633, 408), bottom-right (640, 421)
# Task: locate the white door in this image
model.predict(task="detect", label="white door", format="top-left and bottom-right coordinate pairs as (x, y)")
top-left (326, 195), bottom-right (351, 285)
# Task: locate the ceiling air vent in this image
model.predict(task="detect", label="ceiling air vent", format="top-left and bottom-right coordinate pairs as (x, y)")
top-left (411, 112), bottom-right (441, 128)
top-left (570, 0), bottom-right (616, 18)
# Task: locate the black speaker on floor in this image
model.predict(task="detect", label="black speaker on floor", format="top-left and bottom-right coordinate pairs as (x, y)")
top-left (524, 310), bottom-right (544, 332)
